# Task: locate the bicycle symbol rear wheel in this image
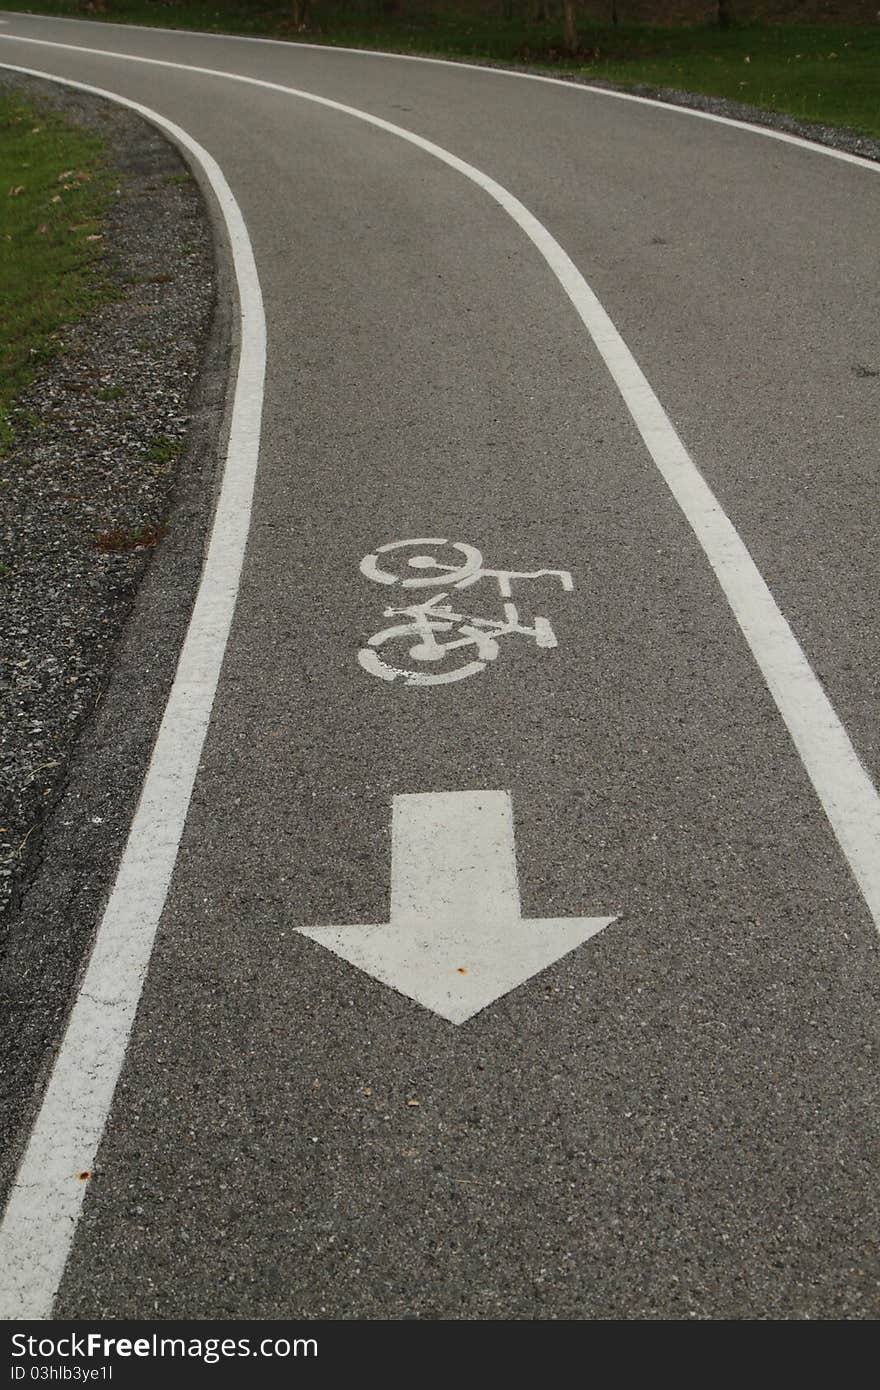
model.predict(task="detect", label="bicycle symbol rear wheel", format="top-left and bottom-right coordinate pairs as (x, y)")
top-left (358, 620), bottom-right (498, 686)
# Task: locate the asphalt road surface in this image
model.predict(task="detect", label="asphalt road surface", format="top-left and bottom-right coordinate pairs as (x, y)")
top-left (1, 11), bottom-right (878, 1321)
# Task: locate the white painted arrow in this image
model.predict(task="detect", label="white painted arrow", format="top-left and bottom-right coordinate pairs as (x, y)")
top-left (298, 790), bottom-right (616, 1024)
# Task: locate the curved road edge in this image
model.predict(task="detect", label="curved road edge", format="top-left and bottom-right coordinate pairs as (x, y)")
top-left (0, 64), bottom-right (253, 1296)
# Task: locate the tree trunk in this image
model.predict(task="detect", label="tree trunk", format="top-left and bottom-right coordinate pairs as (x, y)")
top-left (562, 0), bottom-right (578, 55)
top-left (500, 0), bottom-right (514, 18)
top-left (611, 0), bottom-right (618, 25)
top-left (718, 0), bottom-right (733, 28)
top-left (292, 0), bottom-right (311, 27)
top-left (534, 0), bottom-right (550, 19)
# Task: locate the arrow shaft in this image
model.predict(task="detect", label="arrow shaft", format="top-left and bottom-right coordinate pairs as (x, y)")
top-left (390, 791), bottom-right (521, 924)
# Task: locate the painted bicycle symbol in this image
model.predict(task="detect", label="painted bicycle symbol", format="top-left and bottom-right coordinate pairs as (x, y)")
top-left (358, 538), bottom-right (573, 687)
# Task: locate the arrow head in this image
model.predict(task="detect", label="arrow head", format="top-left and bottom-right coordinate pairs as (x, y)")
top-left (299, 914), bottom-right (616, 1025)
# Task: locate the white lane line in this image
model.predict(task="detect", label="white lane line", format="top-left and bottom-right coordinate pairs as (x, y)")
top-left (0, 65), bottom-right (266, 1319)
top-left (1, 12), bottom-right (877, 172)
top-left (0, 35), bottom-right (877, 1315)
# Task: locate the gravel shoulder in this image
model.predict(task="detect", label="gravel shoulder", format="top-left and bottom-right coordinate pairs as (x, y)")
top-left (0, 72), bottom-right (228, 1188)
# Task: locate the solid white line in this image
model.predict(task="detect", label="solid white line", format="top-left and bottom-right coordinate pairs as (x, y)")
top-left (0, 10), bottom-right (877, 172)
top-left (0, 28), bottom-right (878, 1314)
top-left (0, 64), bottom-right (266, 1319)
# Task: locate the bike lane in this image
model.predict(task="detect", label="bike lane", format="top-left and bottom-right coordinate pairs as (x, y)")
top-left (0, 19), bottom-right (877, 1319)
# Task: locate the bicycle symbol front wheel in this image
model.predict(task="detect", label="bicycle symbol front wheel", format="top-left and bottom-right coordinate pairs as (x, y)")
top-left (360, 538), bottom-right (483, 589)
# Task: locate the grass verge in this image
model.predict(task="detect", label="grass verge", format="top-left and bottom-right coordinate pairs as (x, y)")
top-left (0, 4), bottom-right (878, 139)
top-left (0, 87), bottom-right (114, 451)
top-left (562, 22), bottom-right (880, 136)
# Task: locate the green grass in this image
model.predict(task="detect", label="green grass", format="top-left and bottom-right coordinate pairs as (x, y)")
top-left (146, 434), bottom-right (181, 465)
top-left (91, 520), bottom-right (168, 550)
top-left (568, 23), bottom-right (880, 136)
top-left (1, 3), bottom-right (878, 139)
top-left (0, 89), bottom-right (114, 451)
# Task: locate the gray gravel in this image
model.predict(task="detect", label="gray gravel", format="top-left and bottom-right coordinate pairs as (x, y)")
top-left (0, 73), bottom-right (215, 925)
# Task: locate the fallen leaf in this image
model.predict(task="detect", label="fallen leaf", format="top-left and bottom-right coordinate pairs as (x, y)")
top-left (8, 185), bottom-right (25, 197)
top-left (36, 224), bottom-right (48, 235)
